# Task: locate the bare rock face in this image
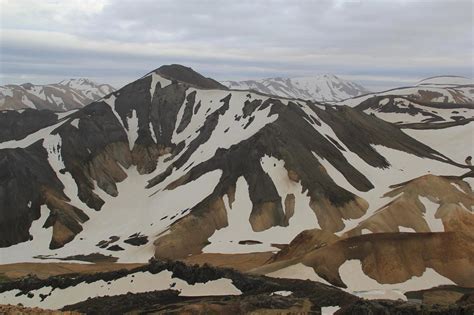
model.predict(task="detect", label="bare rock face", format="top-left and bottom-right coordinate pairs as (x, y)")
top-left (309, 196), bottom-right (368, 232)
top-left (0, 109), bottom-right (58, 142)
top-left (42, 188), bottom-right (89, 249)
top-left (154, 196), bottom-right (229, 260)
top-left (271, 229), bottom-right (340, 262)
top-left (0, 142), bottom-right (65, 247)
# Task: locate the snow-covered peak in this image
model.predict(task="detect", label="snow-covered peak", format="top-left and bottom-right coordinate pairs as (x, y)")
top-left (222, 74), bottom-right (369, 102)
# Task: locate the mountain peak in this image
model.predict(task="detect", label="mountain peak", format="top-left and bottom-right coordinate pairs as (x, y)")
top-left (154, 64), bottom-right (228, 90)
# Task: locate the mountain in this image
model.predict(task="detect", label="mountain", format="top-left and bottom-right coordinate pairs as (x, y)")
top-left (338, 75), bottom-right (473, 107)
top-left (0, 65), bottom-right (473, 311)
top-left (222, 74), bottom-right (369, 102)
top-left (0, 78), bottom-right (115, 111)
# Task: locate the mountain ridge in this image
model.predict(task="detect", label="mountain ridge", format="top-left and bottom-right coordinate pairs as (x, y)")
top-left (222, 74), bottom-right (369, 102)
top-left (0, 78), bottom-right (115, 111)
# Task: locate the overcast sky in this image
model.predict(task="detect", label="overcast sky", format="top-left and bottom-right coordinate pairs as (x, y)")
top-left (0, 0), bottom-right (472, 91)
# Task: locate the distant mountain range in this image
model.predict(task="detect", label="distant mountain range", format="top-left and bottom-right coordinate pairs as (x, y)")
top-left (0, 78), bottom-right (115, 111)
top-left (222, 74), bottom-right (370, 102)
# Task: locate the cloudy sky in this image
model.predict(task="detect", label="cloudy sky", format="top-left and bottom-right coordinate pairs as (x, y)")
top-left (0, 0), bottom-right (472, 90)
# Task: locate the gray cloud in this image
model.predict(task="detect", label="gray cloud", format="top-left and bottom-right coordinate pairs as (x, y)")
top-left (1, 0), bottom-right (472, 90)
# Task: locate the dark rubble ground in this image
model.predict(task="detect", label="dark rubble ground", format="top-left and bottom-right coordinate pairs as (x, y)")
top-left (1, 259), bottom-right (472, 314)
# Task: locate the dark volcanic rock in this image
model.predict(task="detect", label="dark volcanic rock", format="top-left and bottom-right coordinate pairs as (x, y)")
top-left (0, 141), bottom-right (77, 247)
top-left (34, 252), bottom-right (118, 263)
top-left (156, 64), bottom-right (228, 90)
top-left (124, 233), bottom-right (148, 246)
top-left (107, 245), bottom-right (124, 251)
top-left (0, 109), bottom-right (58, 142)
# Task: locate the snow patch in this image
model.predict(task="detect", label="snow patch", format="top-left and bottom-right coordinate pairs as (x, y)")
top-left (150, 72), bottom-right (171, 100)
top-left (126, 109), bottom-right (139, 150)
top-left (70, 119), bottom-right (79, 129)
top-left (271, 290), bottom-right (292, 296)
top-left (321, 306), bottom-right (340, 315)
top-left (419, 196), bottom-right (444, 232)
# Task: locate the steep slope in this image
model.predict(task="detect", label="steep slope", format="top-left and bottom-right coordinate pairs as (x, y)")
top-left (222, 74), bottom-right (369, 102)
top-left (0, 64), bottom-right (472, 303)
top-left (0, 79), bottom-right (115, 111)
top-left (339, 76), bottom-right (473, 107)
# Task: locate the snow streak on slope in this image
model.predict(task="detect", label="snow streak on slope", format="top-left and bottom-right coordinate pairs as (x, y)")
top-left (316, 144), bottom-right (464, 234)
top-left (203, 157), bottom-right (317, 254)
top-left (0, 120), bottom-right (67, 149)
top-left (149, 71), bottom-right (172, 100)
